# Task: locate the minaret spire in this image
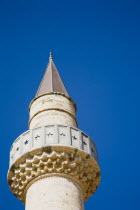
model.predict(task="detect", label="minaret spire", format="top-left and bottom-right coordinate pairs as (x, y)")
top-left (36, 53), bottom-right (69, 97)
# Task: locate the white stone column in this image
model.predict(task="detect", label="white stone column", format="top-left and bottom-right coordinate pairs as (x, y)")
top-left (29, 93), bottom-right (77, 129)
top-left (25, 177), bottom-right (84, 210)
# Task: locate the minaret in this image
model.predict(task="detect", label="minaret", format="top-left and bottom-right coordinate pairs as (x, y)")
top-left (8, 53), bottom-right (100, 210)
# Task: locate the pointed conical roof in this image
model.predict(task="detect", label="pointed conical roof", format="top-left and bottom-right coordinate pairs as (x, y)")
top-left (35, 53), bottom-right (69, 97)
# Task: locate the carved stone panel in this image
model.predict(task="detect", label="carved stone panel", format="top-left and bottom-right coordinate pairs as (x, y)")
top-left (71, 128), bottom-right (80, 149)
top-left (58, 126), bottom-right (67, 145)
top-left (22, 131), bottom-right (30, 154)
top-left (45, 126), bottom-right (55, 145)
top-left (82, 133), bottom-right (88, 153)
top-left (33, 127), bottom-right (42, 149)
top-left (14, 137), bottom-right (21, 160)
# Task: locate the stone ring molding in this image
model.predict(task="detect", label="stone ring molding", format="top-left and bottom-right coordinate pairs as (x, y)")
top-left (8, 125), bottom-right (100, 203)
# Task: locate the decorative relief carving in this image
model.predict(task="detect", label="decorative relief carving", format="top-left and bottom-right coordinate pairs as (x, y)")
top-left (47, 133), bottom-right (53, 137)
top-left (60, 133), bottom-right (66, 136)
top-left (24, 140), bottom-right (29, 145)
top-left (72, 135), bottom-right (77, 140)
top-left (8, 147), bottom-right (100, 203)
top-left (82, 141), bottom-right (87, 145)
top-left (35, 135), bottom-right (40, 140)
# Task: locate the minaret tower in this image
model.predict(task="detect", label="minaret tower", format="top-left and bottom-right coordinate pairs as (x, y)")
top-left (8, 53), bottom-right (100, 210)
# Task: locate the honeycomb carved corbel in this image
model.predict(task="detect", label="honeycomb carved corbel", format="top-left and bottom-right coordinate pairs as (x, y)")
top-left (8, 146), bottom-right (100, 203)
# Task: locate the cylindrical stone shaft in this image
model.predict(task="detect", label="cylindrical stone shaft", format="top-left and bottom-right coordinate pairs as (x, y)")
top-left (29, 94), bottom-right (77, 129)
top-left (25, 177), bottom-right (84, 210)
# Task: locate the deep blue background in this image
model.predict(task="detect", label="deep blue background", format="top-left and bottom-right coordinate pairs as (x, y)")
top-left (0, 0), bottom-right (139, 209)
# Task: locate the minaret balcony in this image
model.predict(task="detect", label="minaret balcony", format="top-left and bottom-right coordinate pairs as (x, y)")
top-left (8, 125), bottom-right (100, 203)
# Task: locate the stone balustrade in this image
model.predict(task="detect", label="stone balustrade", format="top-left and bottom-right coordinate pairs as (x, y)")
top-left (9, 125), bottom-right (98, 167)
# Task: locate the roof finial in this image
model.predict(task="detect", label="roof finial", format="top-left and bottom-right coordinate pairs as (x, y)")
top-left (49, 51), bottom-right (53, 61)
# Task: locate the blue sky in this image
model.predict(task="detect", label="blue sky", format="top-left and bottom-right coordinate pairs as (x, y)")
top-left (0, 0), bottom-right (140, 209)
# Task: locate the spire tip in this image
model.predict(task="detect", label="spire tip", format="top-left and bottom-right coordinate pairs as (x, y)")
top-left (49, 51), bottom-right (53, 61)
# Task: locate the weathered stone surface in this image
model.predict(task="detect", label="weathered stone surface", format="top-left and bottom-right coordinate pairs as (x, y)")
top-left (25, 177), bottom-right (84, 210)
top-left (29, 93), bottom-right (77, 129)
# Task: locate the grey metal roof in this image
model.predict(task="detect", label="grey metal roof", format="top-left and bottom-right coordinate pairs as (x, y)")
top-left (35, 53), bottom-right (69, 97)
